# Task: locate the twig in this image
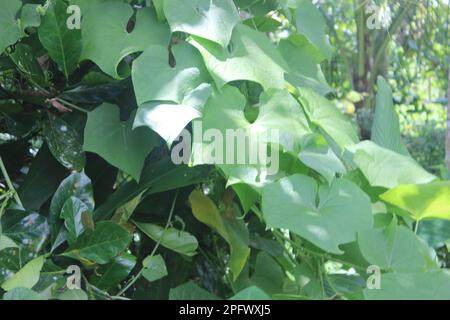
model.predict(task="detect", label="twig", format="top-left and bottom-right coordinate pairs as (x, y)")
top-left (118, 190), bottom-right (179, 296)
top-left (0, 156), bottom-right (23, 208)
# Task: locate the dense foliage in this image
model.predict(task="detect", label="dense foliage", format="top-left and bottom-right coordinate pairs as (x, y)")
top-left (0, 0), bottom-right (449, 300)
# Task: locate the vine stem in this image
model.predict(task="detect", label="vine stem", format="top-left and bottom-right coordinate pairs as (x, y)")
top-left (0, 156), bottom-right (23, 208)
top-left (118, 190), bottom-right (179, 296)
top-left (55, 97), bottom-right (89, 113)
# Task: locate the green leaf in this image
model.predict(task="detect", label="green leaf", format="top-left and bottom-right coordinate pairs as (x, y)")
top-left (164, 0), bottom-right (240, 48)
top-left (346, 141), bottom-right (437, 189)
top-left (0, 236), bottom-right (18, 251)
top-left (9, 44), bottom-right (48, 88)
top-left (279, 36), bottom-right (331, 95)
top-left (294, 0), bottom-right (332, 61)
top-left (191, 87), bottom-right (311, 189)
top-left (364, 270), bottom-right (450, 300)
top-left (62, 221), bottom-right (131, 265)
top-left (42, 113), bottom-right (86, 172)
top-left (94, 159), bottom-right (210, 221)
top-left (38, 0), bottom-right (82, 78)
top-left (90, 252), bottom-right (137, 290)
top-left (1, 211), bottom-right (49, 252)
top-left (235, 0), bottom-right (279, 16)
top-left (250, 252), bottom-right (284, 295)
top-left (1, 256), bottom-right (45, 291)
top-left (135, 222), bottom-right (198, 257)
top-left (18, 144), bottom-right (68, 212)
top-left (262, 174), bottom-right (373, 254)
top-left (3, 288), bottom-right (42, 300)
top-left (358, 218), bottom-right (438, 272)
top-left (80, 1), bottom-right (170, 78)
top-left (299, 134), bottom-right (346, 183)
top-left (230, 286), bottom-right (271, 300)
top-left (169, 281), bottom-right (220, 300)
top-left (0, 0), bottom-right (23, 53)
top-left (21, 4), bottom-right (41, 29)
top-left (58, 289), bottom-right (88, 300)
top-left (132, 42), bottom-right (210, 106)
top-left (0, 248), bottom-right (38, 284)
top-left (142, 254), bottom-right (168, 282)
top-left (380, 181), bottom-right (450, 221)
top-left (60, 197), bottom-right (93, 244)
top-left (298, 88), bottom-right (359, 152)
top-left (189, 24), bottom-right (288, 90)
top-left (49, 171), bottom-right (94, 241)
top-left (371, 76), bottom-right (409, 155)
top-left (189, 189), bottom-right (250, 280)
top-left (83, 104), bottom-right (159, 181)
top-left (134, 83), bottom-right (212, 146)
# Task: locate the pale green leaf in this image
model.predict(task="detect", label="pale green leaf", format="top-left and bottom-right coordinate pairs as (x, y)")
top-left (83, 104), bottom-right (159, 181)
top-left (142, 254), bottom-right (168, 282)
top-left (347, 141), bottom-right (436, 189)
top-left (80, 1), bottom-right (170, 78)
top-left (262, 174), bottom-right (373, 254)
top-left (1, 256), bottom-right (44, 291)
top-left (189, 24), bottom-right (288, 90)
top-left (0, 0), bottom-right (23, 53)
top-left (38, 0), bottom-right (82, 78)
top-left (371, 76), bottom-right (409, 155)
top-left (164, 0), bottom-right (240, 48)
top-left (380, 181), bottom-right (450, 221)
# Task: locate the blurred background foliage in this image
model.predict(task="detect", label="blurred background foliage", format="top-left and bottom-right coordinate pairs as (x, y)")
top-left (318, 0), bottom-right (449, 174)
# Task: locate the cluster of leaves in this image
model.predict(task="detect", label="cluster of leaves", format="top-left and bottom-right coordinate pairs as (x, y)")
top-left (0, 0), bottom-right (450, 300)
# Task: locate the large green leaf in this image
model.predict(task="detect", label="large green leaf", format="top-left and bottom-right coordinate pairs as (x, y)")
top-left (134, 83), bottom-right (212, 147)
top-left (262, 174), bottom-right (373, 254)
top-left (38, 0), bottom-right (82, 78)
top-left (191, 86), bottom-right (311, 189)
top-left (346, 141), bottom-right (436, 189)
top-left (0, 0), bottom-right (23, 53)
top-left (83, 104), bottom-right (159, 181)
top-left (189, 24), bottom-right (288, 90)
top-left (0, 248), bottom-right (38, 284)
top-left (279, 36), bottom-right (331, 95)
top-left (358, 218), bottom-right (438, 272)
top-left (298, 88), bottom-right (359, 152)
top-left (1, 211), bottom-right (49, 252)
top-left (49, 171), bottom-right (94, 240)
top-left (164, 0), bottom-right (240, 48)
top-left (3, 288), bottom-right (43, 300)
top-left (1, 256), bottom-right (44, 291)
top-left (89, 252), bottom-right (136, 290)
top-left (18, 144), bottom-right (68, 212)
top-left (364, 270), bottom-right (450, 300)
top-left (79, 0), bottom-right (170, 78)
top-left (380, 181), bottom-right (450, 221)
top-left (298, 134), bottom-right (346, 183)
top-left (189, 189), bottom-right (250, 280)
top-left (62, 221), bottom-right (132, 264)
top-left (294, 0), bottom-right (332, 61)
top-left (132, 42), bottom-right (210, 106)
top-left (135, 222), bottom-right (198, 257)
top-left (371, 76), bottom-right (409, 155)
